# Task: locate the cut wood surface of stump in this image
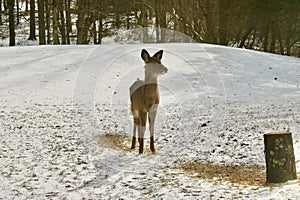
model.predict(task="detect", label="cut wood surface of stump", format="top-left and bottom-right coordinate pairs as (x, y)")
top-left (264, 132), bottom-right (297, 183)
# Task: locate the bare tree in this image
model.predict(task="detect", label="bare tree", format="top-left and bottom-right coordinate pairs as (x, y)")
top-left (38, 0), bottom-right (46, 44)
top-left (16, 0), bottom-right (20, 24)
top-left (0, 0), bottom-right (2, 25)
top-left (28, 0), bottom-right (36, 41)
top-left (77, 0), bottom-right (92, 44)
top-left (45, 0), bottom-right (51, 44)
top-left (25, 0), bottom-right (29, 11)
top-left (154, 0), bottom-right (168, 42)
top-left (65, 0), bottom-right (72, 44)
top-left (57, 0), bottom-right (66, 44)
top-left (52, 0), bottom-right (60, 44)
top-left (8, 0), bottom-right (15, 46)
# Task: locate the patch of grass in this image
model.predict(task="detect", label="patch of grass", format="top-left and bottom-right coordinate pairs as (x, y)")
top-left (181, 161), bottom-right (266, 186)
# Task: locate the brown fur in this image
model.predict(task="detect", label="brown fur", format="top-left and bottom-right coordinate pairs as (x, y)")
top-left (131, 83), bottom-right (159, 127)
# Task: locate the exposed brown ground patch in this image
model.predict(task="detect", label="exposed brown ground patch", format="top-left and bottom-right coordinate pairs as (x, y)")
top-left (98, 133), bottom-right (131, 151)
top-left (98, 133), bottom-right (154, 153)
top-left (181, 161), bottom-right (266, 186)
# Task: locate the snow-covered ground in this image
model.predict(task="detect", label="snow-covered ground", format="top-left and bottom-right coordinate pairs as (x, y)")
top-left (0, 43), bottom-right (299, 199)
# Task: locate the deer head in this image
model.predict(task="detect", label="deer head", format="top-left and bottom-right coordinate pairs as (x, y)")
top-left (141, 49), bottom-right (168, 82)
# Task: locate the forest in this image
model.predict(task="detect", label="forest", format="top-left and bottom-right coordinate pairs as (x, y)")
top-left (1, 0), bottom-right (300, 57)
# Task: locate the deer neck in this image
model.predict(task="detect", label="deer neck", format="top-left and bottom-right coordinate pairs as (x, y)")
top-left (144, 72), bottom-right (158, 84)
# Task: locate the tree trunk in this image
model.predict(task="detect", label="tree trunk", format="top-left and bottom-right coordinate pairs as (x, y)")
top-left (38, 0), bottom-right (46, 45)
top-left (115, 11), bottom-right (120, 29)
top-left (248, 29), bottom-right (257, 49)
top-left (276, 24), bottom-right (284, 55)
top-left (28, 0), bottom-right (36, 41)
top-left (239, 27), bottom-right (253, 48)
top-left (92, 20), bottom-right (96, 44)
top-left (203, 0), bottom-right (215, 44)
top-left (126, 15), bottom-right (130, 29)
top-left (65, 0), bottom-right (71, 44)
top-left (77, 0), bottom-right (89, 44)
top-left (286, 36), bottom-right (291, 56)
top-left (270, 22), bottom-right (277, 53)
top-left (263, 24), bottom-right (269, 52)
top-left (264, 132), bottom-right (297, 183)
top-left (141, 1), bottom-right (148, 43)
top-left (8, 0), bottom-right (15, 46)
top-left (58, 0), bottom-right (66, 45)
top-left (159, 7), bottom-right (167, 43)
top-left (16, 0), bottom-right (19, 24)
top-left (52, 0), bottom-right (59, 44)
top-left (0, 0), bottom-right (3, 25)
top-left (45, 0), bottom-right (51, 44)
top-left (218, 0), bottom-right (228, 45)
top-left (155, 0), bottom-right (160, 43)
top-left (97, 17), bottom-right (103, 44)
top-left (25, 0), bottom-right (29, 11)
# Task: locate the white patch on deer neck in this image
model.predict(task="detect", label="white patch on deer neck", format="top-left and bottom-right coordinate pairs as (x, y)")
top-left (145, 72), bottom-right (158, 84)
top-left (144, 63), bottom-right (164, 83)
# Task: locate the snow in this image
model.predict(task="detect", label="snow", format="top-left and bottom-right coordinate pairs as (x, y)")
top-left (0, 43), bottom-right (299, 199)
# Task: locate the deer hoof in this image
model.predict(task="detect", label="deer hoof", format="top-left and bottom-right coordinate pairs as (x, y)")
top-left (138, 138), bottom-right (144, 154)
top-left (131, 137), bottom-right (136, 149)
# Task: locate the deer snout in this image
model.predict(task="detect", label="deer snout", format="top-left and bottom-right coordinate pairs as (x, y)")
top-left (162, 66), bottom-right (168, 74)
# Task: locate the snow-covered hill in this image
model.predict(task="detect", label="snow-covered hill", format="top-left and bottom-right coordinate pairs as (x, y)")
top-left (0, 44), bottom-right (299, 199)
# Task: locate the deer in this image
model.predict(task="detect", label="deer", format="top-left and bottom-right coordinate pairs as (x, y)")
top-left (129, 49), bottom-right (168, 154)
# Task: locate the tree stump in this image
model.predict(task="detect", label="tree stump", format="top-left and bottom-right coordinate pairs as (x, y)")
top-left (264, 132), bottom-right (297, 183)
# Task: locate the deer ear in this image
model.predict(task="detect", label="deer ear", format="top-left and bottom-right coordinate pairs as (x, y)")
top-left (153, 50), bottom-right (163, 60)
top-left (141, 49), bottom-right (150, 62)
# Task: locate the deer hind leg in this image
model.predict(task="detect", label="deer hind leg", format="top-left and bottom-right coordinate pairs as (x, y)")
top-left (131, 116), bottom-right (139, 149)
top-left (138, 110), bottom-right (147, 154)
top-left (148, 104), bottom-right (158, 153)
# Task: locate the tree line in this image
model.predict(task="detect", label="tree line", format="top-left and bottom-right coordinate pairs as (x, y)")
top-left (1, 0), bottom-right (300, 57)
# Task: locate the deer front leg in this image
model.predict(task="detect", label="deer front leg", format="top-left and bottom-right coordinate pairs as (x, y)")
top-left (138, 111), bottom-right (147, 154)
top-left (138, 126), bottom-right (146, 154)
top-left (131, 123), bottom-right (137, 149)
top-left (131, 116), bottom-right (139, 149)
top-left (148, 104), bottom-right (158, 153)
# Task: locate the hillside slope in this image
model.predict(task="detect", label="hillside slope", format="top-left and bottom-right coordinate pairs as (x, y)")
top-left (0, 44), bottom-right (299, 199)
